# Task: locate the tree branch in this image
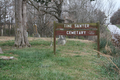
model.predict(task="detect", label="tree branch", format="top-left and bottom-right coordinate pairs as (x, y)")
top-left (40, 9), bottom-right (64, 22)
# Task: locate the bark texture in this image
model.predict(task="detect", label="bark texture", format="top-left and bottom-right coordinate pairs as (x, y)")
top-left (15, 0), bottom-right (30, 48)
top-left (57, 0), bottom-right (66, 45)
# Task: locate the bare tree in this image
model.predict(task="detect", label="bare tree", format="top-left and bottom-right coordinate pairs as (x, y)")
top-left (0, 0), bottom-right (15, 36)
top-left (26, 1), bottom-right (54, 37)
top-left (110, 9), bottom-right (120, 24)
top-left (14, 0), bottom-right (54, 47)
top-left (14, 0), bottom-right (30, 47)
top-left (28, 0), bottom-right (64, 23)
top-left (28, 0), bottom-right (66, 45)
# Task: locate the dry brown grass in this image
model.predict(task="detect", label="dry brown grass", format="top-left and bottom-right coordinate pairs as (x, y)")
top-left (111, 34), bottom-right (120, 47)
top-left (0, 36), bottom-right (94, 43)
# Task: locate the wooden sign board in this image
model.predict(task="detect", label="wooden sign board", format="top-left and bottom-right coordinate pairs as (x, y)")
top-left (56, 30), bottom-right (97, 36)
top-left (53, 22), bottom-right (100, 57)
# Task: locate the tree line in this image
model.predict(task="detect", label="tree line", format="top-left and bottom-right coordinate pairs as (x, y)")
top-left (110, 9), bottom-right (120, 24)
top-left (0, 0), bottom-right (115, 47)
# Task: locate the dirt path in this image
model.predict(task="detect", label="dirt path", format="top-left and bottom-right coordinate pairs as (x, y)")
top-left (0, 37), bottom-right (51, 41)
top-left (0, 36), bottom-right (94, 43)
top-left (0, 36), bottom-right (14, 41)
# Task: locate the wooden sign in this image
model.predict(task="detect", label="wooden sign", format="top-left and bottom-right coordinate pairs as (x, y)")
top-left (56, 30), bottom-right (97, 36)
top-left (53, 22), bottom-right (100, 57)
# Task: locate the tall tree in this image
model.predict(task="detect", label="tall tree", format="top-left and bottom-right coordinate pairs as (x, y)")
top-left (15, 0), bottom-right (52, 47)
top-left (15, 0), bottom-right (30, 47)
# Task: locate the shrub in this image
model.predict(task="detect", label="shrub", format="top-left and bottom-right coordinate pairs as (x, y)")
top-left (110, 46), bottom-right (117, 55)
top-left (100, 38), bottom-right (120, 56)
top-left (111, 34), bottom-right (120, 47)
top-left (106, 57), bottom-right (120, 74)
top-left (100, 38), bottom-right (107, 49)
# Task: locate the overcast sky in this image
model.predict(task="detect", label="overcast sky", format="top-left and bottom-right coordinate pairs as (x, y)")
top-left (114, 0), bottom-right (120, 10)
top-left (91, 0), bottom-right (120, 23)
top-left (107, 0), bottom-right (120, 23)
top-left (101, 0), bottom-right (120, 12)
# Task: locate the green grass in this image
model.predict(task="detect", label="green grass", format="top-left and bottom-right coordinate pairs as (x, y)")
top-left (0, 39), bottom-right (119, 80)
top-left (116, 24), bottom-right (120, 29)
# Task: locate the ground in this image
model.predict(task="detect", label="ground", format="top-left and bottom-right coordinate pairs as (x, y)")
top-left (0, 36), bottom-right (94, 42)
top-left (0, 36), bottom-right (119, 80)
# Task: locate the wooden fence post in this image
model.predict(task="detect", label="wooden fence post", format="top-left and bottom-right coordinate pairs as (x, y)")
top-left (53, 22), bottom-right (56, 55)
top-left (97, 22), bottom-right (100, 58)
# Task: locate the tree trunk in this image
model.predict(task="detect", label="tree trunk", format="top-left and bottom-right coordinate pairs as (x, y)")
top-left (14, 0), bottom-right (30, 48)
top-left (57, 2), bottom-right (66, 45)
top-left (57, 18), bottom-right (66, 45)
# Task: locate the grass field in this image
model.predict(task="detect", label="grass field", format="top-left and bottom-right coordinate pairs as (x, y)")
top-left (116, 24), bottom-right (120, 29)
top-left (0, 37), bottom-right (119, 80)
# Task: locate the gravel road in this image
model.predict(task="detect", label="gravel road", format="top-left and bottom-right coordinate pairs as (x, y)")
top-left (108, 25), bottom-right (120, 34)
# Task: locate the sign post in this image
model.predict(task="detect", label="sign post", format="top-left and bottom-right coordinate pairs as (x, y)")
top-left (53, 22), bottom-right (100, 57)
